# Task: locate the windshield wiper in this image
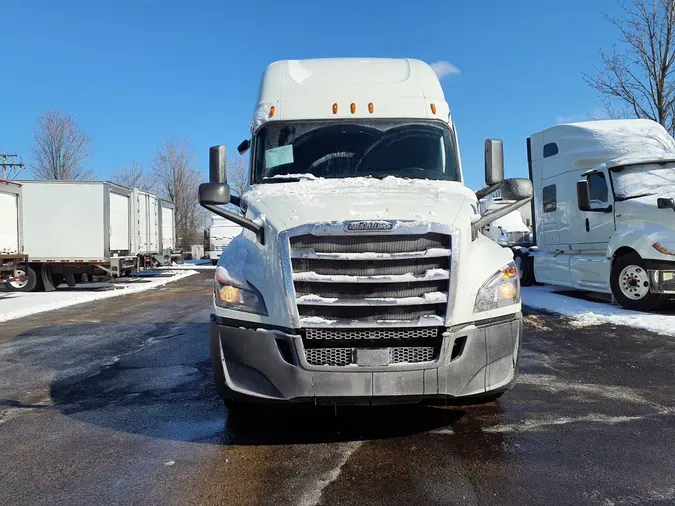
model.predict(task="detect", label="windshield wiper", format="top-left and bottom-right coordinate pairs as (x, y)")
top-left (262, 174), bottom-right (318, 184)
top-left (616, 192), bottom-right (656, 202)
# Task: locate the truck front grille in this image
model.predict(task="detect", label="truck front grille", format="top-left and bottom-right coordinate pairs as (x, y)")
top-left (304, 346), bottom-right (438, 367)
top-left (290, 232), bottom-right (451, 327)
top-left (305, 327), bottom-right (438, 340)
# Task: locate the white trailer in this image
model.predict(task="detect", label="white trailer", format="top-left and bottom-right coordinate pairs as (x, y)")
top-left (6, 181), bottom-right (138, 292)
top-left (158, 199), bottom-right (179, 264)
top-left (206, 216), bottom-right (242, 264)
top-left (525, 119), bottom-right (675, 311)
top-left (0, 180), bottom-right (27, 285)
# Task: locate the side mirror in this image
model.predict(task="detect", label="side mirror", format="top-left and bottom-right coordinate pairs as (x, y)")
top-left (500, 178), bottom-right (533, 200)
top-left (210, 145), bottom-right (227, 183)
top-left (577, 179), bottom-right (591, 211)
top-left (237, 139), bottom-right (251, 155)
top-left (199, 182), bottom-right (231, 206)
top-left (484, 139), bottom-right (504, 186)
top-left (657, 197), bottom-right (675, 210)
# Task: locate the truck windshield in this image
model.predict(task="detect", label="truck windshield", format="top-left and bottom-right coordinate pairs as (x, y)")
top-left (252, 119), bottom-right (460, 184)
top-left (610, 161), bottom-right (675, 200)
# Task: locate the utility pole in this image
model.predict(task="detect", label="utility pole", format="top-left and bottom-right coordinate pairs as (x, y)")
top-left (0, 153), bottom-right (25, 180)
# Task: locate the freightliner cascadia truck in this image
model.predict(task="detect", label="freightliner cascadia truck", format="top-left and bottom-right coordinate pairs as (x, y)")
top-left (199, 58), bottom-right (532, 407)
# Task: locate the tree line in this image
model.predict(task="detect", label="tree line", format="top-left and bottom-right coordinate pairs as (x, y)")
top-left (6, 109), bottom-right (249, 251)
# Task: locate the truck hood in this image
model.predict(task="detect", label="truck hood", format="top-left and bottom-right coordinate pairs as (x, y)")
top-left (242, 177), bottom-right (477, 231)
top-left (616, 195), bottom-right (675, 232)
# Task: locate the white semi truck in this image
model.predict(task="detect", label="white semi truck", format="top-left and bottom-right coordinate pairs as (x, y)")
top-left (197, 58), bottom-right (532, 407)
top-left (523, 119), bottom-right (675, 311)
top-left (206, 216), bottom-right (243, 265)
top-left (4, 181), bottom-right (177, 291)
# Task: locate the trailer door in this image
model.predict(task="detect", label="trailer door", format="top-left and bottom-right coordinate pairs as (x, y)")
top-left (0, 192), bottom-right (19, 254)
top-left (148, 194), bottom-right (159, 253)
top-left (109, 192), bottom-right (130, 252)
top-left (137, 193), bottom-right (149, 253)
top-left (161, 205), bottom-right (175, 250)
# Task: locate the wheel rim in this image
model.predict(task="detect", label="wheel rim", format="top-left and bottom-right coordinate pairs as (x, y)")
top-left (619, 265), bottom-right (651, 300)
top-left (514, 256), bottom-right (523, 278)
top-left (8, 269), bottom-right (28, 289)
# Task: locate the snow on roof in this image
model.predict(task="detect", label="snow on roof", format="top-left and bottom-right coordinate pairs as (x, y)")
top-left (533, 119), bottom-right (675, 175)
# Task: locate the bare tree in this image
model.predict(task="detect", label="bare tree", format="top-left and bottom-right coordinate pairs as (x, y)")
top-left (110, 161), bottom-right (154, 190)
top-left (151, 139), bottom-right (202, 250)
top-left (30, 109), bottom-right (94, 180)
top-left (584, 0), bottom-right (675, 132)
top-left (227, 153), bottom-right (250, 198)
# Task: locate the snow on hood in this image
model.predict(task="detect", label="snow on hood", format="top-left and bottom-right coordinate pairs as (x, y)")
top-left (242, 176), bottom-right (475, 231)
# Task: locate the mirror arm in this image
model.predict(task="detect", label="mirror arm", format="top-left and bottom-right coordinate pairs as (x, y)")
top-left (201, 204), bottom-right (265, 245)
top-left (471, 197), bottom-right (533, 240)
top-left (230, 195), bottom-right (241, 207)
top-left (475, 182), bottom-right (502, 200)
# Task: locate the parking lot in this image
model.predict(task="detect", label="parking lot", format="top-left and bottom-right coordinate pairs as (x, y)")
top-left (1, 271), bottom-right (674, 505)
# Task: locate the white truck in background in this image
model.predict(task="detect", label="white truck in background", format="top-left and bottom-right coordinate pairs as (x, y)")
top-left (523, 118), bottom-right (675, 311)
top-left (479, 193), bottom-right (535, 284)
top-left (0, 181), bottom-right (28, 286)
top-left (5, 181), bottom-right (177, 292)
top-left (198, 57), bottom-right (533, 407)
top-left (206, 216), bottom-right (242, 265)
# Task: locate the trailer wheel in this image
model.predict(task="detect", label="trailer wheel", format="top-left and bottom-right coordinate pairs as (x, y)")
top-left (514, 251), bottom-right (535, 287)
top-left (4, 265), bottom-right (38, 292)
top-left (610, 252), bottom-right (666, 311)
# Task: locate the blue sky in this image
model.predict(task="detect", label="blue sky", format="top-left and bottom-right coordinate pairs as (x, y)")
top-left (1, 0), bottom-right (621, 190)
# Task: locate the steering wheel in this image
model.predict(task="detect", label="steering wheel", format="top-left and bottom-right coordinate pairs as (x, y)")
top-left (354, 125), bottom-right (441, 174)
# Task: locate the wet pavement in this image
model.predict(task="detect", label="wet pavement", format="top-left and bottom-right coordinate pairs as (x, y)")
top-left (1, 272), bottom-right (674, 505)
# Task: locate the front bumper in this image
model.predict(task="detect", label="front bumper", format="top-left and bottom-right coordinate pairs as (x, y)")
top-left (210, 313), bottom-right (522, 404)
top-left (646, 259), bottom-right (675, 294)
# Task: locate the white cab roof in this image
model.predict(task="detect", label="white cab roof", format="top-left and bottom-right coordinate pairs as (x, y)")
top-left (252, 58), bottom-right (450, 132)
top-left (529, 119), bottom-right (675, 176)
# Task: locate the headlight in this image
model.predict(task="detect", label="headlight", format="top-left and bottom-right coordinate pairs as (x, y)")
top-left (474, 262), bottom-right (521, 313)
top-left (214, 266), bottom-right (267, 315)
top-left (653, 242), bottom-right (675, 256)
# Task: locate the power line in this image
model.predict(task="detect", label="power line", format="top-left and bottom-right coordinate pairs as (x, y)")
top-left (0, 153), bottom-right (26, 180)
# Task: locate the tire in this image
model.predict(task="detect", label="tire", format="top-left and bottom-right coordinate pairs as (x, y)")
top-left (212, 259), bottom-right (218, 266)
top-left (4, 264), bottom-right (38, 292)
top-left (610, 252), bottom-right (666, 311)
top-left (514, 251), bottom-right (535, 287)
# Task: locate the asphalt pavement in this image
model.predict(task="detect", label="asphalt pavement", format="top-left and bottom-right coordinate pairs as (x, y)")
top-left (1, 271), bottom-right (674, 506)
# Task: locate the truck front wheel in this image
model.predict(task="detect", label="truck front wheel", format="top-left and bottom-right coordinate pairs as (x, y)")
top-left (610, 252), bottom-right (666, 311)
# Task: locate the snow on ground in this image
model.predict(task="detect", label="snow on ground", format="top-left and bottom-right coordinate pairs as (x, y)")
top-left (0, 270), bottom-right (198, 323)
top-left (157, 260), bottom-right (216, 270)
top-left (523, 285), bottom-right (675, 337)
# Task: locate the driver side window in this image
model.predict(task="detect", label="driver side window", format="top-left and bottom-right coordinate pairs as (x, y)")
top-left (588, 172), bottom-right (609, 205)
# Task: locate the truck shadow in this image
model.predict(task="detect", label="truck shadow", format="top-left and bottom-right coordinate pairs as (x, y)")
top-left (0, 322), bottom-right (492, 446)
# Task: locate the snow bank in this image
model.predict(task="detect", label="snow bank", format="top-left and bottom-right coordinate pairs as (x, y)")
top-left (0, 270), bottom-right (198, 323)
top-left (523, 286), bottom-right (675, 337)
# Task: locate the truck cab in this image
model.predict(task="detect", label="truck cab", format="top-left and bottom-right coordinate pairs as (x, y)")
top-left (527, 119), bottom-right (675, 311)
top-left (199, 58), bottom-right (532, 406)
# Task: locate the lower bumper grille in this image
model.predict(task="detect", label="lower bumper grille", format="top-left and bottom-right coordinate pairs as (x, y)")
top-left (304, 346), bottom-right (438, 367)
top-left (305, 327), bottom-right (438, 340)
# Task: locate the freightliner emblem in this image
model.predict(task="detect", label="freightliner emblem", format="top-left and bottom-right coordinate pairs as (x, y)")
top-left (346, 221), bottom-right (394, 231)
